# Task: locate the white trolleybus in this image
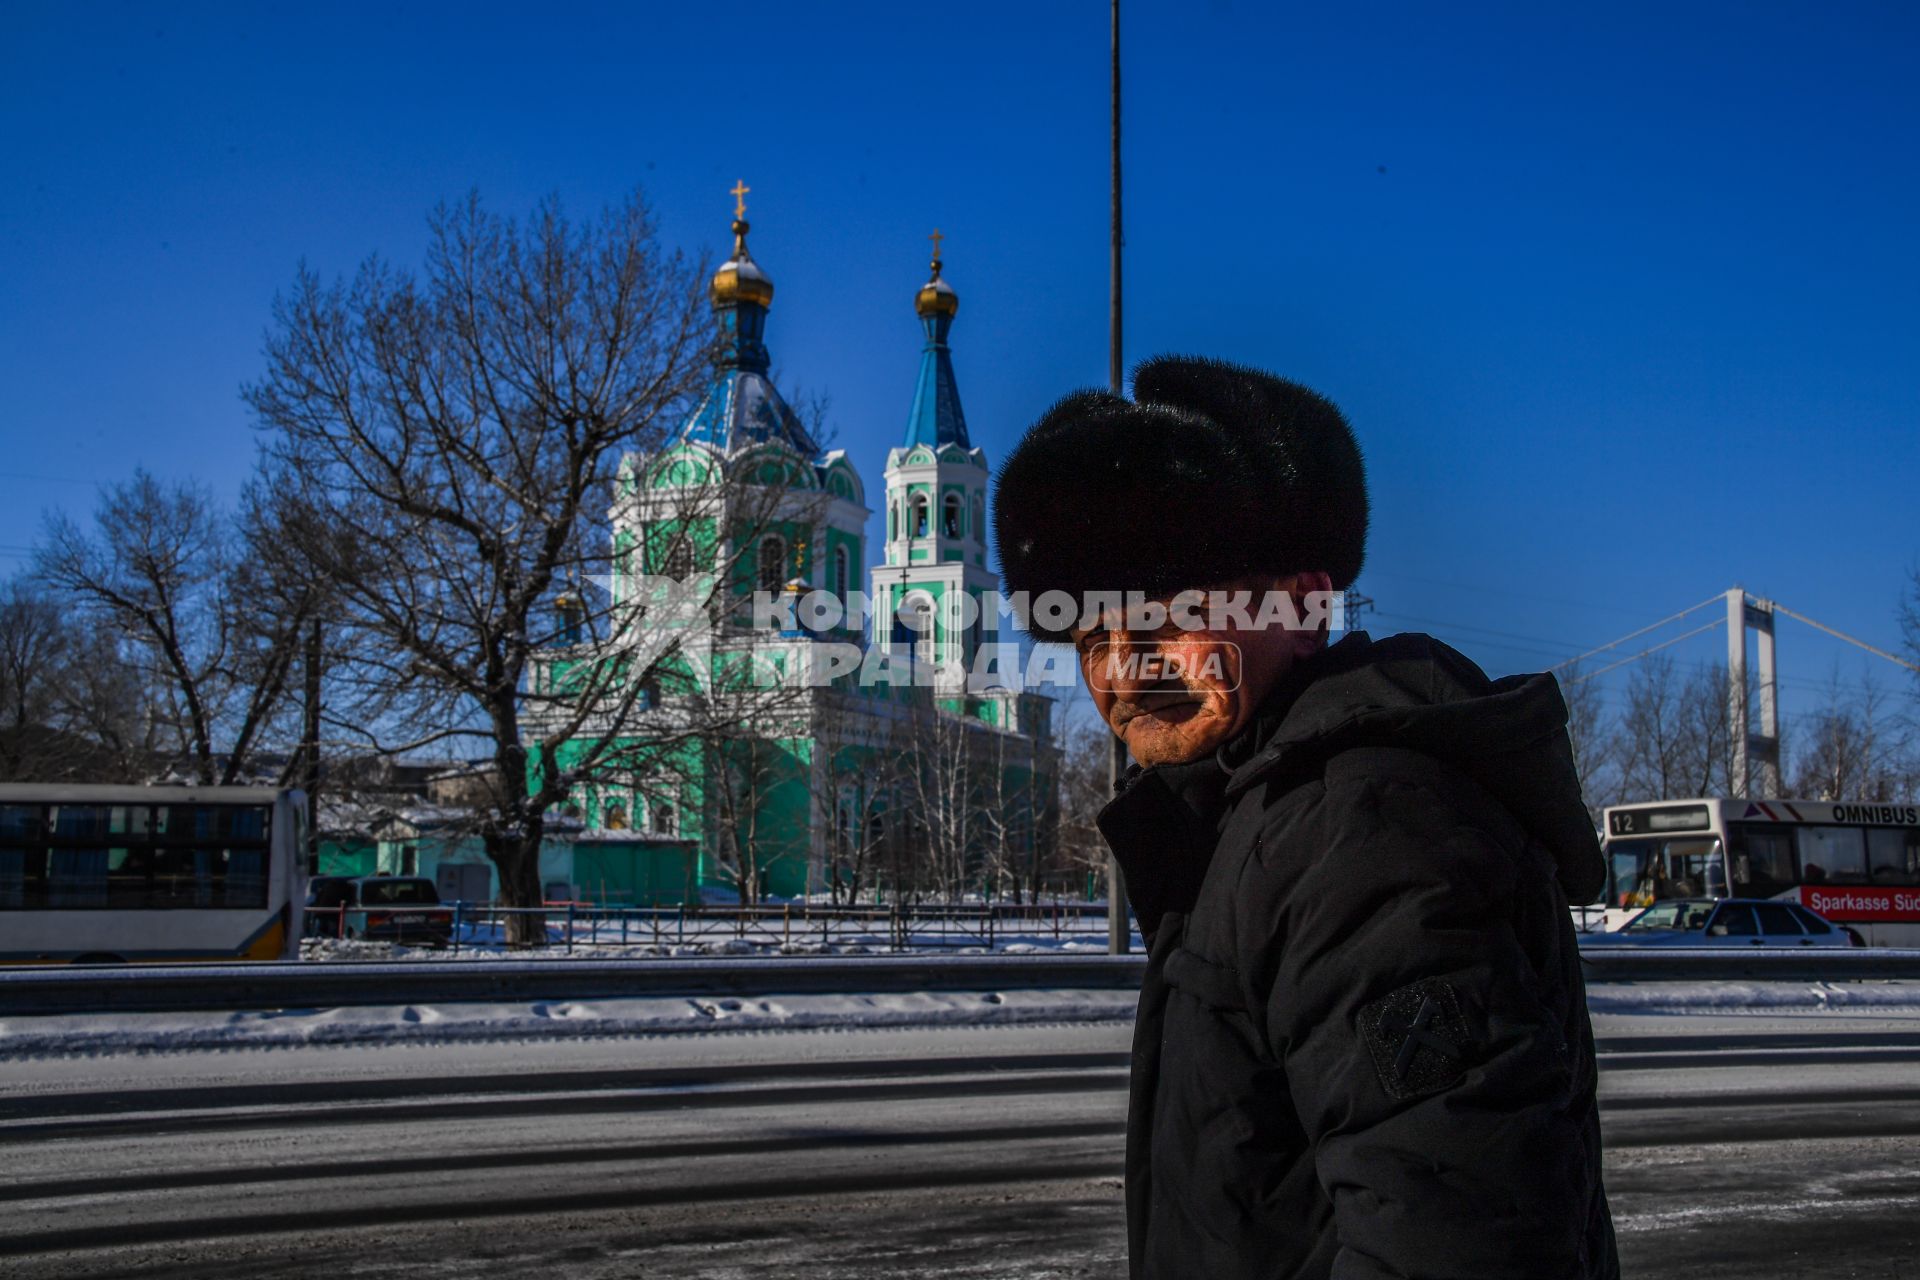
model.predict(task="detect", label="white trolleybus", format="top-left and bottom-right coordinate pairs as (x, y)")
top-left (1600, 797), bottom-right (1920, 946)
top-left (0, 785), bottom-right (306, 965)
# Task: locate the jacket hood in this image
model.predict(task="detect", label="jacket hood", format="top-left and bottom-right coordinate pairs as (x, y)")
top-left (1221, 631), bottom-right (1606, 903)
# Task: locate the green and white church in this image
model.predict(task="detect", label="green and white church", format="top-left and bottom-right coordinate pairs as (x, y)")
top-left (529, 195), bottom-right (1059, 905)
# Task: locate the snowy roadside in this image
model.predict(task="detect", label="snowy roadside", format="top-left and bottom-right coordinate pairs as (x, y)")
top-left (0, 987), bottom-right (1141, 1057)
top-left (1585, 980), bottom-right (1920, 1015)
top-left (9, 979), bottom-right (1920, 1058)
top-left (298, 934), bottom-right (1130, 962)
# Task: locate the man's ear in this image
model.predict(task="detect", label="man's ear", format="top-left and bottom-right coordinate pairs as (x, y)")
top-left (1285, 570), bottom-right (1335, 659)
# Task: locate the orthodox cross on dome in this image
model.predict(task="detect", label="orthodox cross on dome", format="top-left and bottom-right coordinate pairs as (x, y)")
top-left (731, 180), bottom-right (751, 220)
top-left (928, 228), bottom-right (944, 273)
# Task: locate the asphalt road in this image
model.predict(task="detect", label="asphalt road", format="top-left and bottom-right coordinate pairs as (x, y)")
top-left (5, 1011), bottom-right (1920, 1278)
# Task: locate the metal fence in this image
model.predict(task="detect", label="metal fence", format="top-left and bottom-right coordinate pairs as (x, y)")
top-left (305, 899), bottom-right (1118, 954)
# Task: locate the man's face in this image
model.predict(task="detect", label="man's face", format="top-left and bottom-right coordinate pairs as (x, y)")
top-left (1072, 572), bottom-right (1331, 768)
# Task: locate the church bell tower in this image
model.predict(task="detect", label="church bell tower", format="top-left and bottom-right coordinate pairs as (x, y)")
top-left (870, 234), bottom-right (997, 683)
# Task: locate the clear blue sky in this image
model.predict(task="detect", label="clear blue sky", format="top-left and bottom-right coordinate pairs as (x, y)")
top-left (3, 1), bottom-right (1916, 730)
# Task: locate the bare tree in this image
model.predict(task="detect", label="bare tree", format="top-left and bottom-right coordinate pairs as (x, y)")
top-left (801, 689), bottom-right (888, 904)
top-left (897, 692), bottom-right (982, 900)
top-left (1789, 669), bottom-right (1917, 801)
top-left (704, 730), bottom-right (789, 905)
top-left (1556, 662), bottom-right (1619, 818)
top-left (35, 471), bottom-right (310, 784)
top-left (245, 190), bottom-right (718, 941)
top-left (0, 578), bottom-right (86, 781)
top-left (1055, 711), bottom-right (1116, 898)
top-left (974, 709), bottom-right (1052, 904)
top-left (1611, 655), bottom-right (1745, 800)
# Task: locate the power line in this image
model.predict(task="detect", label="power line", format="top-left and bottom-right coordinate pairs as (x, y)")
top-left (1367, 609), bottom-right (1593, 657)
top-left (1563, 618), bottom-right (1725, 684)
top-left (1359, 569), bottom-right (1666, 620)
top-left (1546, 594), bottom-right (1726, 672)
top-left (1771, 602), bottom-right (1920, 675)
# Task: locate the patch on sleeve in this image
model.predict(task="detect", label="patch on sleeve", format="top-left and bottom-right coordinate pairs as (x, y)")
top-left (1357, 977), bottom-right (1474, 1101)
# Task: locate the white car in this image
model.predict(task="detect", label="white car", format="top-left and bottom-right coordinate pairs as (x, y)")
top-left (1581, 898), bottom-right (1859, 948)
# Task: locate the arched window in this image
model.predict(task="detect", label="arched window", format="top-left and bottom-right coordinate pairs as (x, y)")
top-left (651, 801), bottom-right (676, 835)
top-left (758, 535), bottom-right (786, 593)
top-left (833, 546), bottom-right (850, 602)
top-left (910, 495), bottom-right (929, 538)
top-left (663, 537), bottom-right (693, 581)
top-left (900, 593), bottom-right (936, 665)
top-left (942, 494), bottom-right (962, 538)
top-left (888, 502), bottom-right (897, 541)
top-left (604, 802), bottom-right (628, 831)
top-left (972, 494), bottom-right (985, 544)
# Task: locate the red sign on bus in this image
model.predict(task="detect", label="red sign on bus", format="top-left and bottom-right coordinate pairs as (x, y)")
top-left (1790, 885), bottom-right (1920, 923)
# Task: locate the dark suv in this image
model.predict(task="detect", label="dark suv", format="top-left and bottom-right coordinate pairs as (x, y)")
top-left (305, 875), bottom-right (452, 947)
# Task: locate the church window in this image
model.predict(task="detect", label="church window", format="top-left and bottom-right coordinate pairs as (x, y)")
top-left (972, 494), bottom-right (985, 544)
top-left (888, 502), bottom-right (897, 541)
top-left (910, 495), bottom-right (929, 538)
top-left (833, 546), bottom-right (850, 603)
top-left (942, 495), bottom-right (961, 538)
top-left (900, 593), bottom-right (936, 665)
top-left (604, 802), bottom-right (628, 831)
top-left (758, 535), bottom-right (786, 593)
top-left (651, 800), bottom-right (676, 835)
top-left (660, 528), bottom-right (694, 580)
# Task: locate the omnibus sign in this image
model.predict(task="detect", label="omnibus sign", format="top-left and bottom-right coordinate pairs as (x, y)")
top-left (1600, 796), bottom-right (1920, 945)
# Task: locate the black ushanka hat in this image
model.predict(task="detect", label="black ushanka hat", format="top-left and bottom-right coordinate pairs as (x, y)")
top-left (993, 355), bottom-right (1367, 641)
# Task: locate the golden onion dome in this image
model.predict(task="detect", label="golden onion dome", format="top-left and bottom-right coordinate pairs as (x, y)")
top-left (710, 217), bottom-right (775, 309)
top-left (915, 258), bottom-right (958, 318)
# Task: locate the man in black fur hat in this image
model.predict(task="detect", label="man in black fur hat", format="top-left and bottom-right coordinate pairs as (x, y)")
top-left (995, 356), bottom-right (1617, 1280)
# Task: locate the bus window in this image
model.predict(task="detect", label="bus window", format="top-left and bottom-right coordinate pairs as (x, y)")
top-left (1796, 826), bottom-right (1868, 884)
top-left (1730, 826), bottom-right (1797, 898)
top-left (1609, 846), bottom-right (1656, 907)
top-left (1664, 840), bottom-right (1720, 897)
top-left (49, 848), bottom-right (108, 908)
top-left (1868, 829), bottom-right (1920, 885)
top-left (108, 845), bottom-right (154, 908)
top-left (1607, 839), bottom-right (1722, 904)
top-left (0, 803), bottom-right (38, 909)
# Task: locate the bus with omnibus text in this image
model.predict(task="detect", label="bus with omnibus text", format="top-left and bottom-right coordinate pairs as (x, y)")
top-left (0, 785), bottom-right (305, 964)
top-left (1600, 797), bottom-right (1920, 946)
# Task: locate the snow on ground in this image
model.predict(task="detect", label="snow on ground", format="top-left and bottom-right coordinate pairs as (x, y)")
top-left (298, 929), bottom-right (1135, 963)
top-left (0, 987), bottom-right (1141, 1057)
top-left (1586, 980), bottom-right (1920, 1014)
top-left (9, 979), bottom-right (1920, 1058)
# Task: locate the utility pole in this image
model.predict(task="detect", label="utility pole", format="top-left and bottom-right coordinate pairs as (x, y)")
top-left (301, 617), bottom-right (322, 875)
top-left (1106, 0), bottom-right (1132, 956)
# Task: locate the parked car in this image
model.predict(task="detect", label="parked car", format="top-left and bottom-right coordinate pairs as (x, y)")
top-left (304, 875), bottom-right (452, 947)
top-left (1581, 897), bottom-right (1860, 948)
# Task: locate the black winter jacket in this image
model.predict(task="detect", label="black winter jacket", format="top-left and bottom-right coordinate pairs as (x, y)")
top-left (1099, 632), bottom-right (1618, 1280)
